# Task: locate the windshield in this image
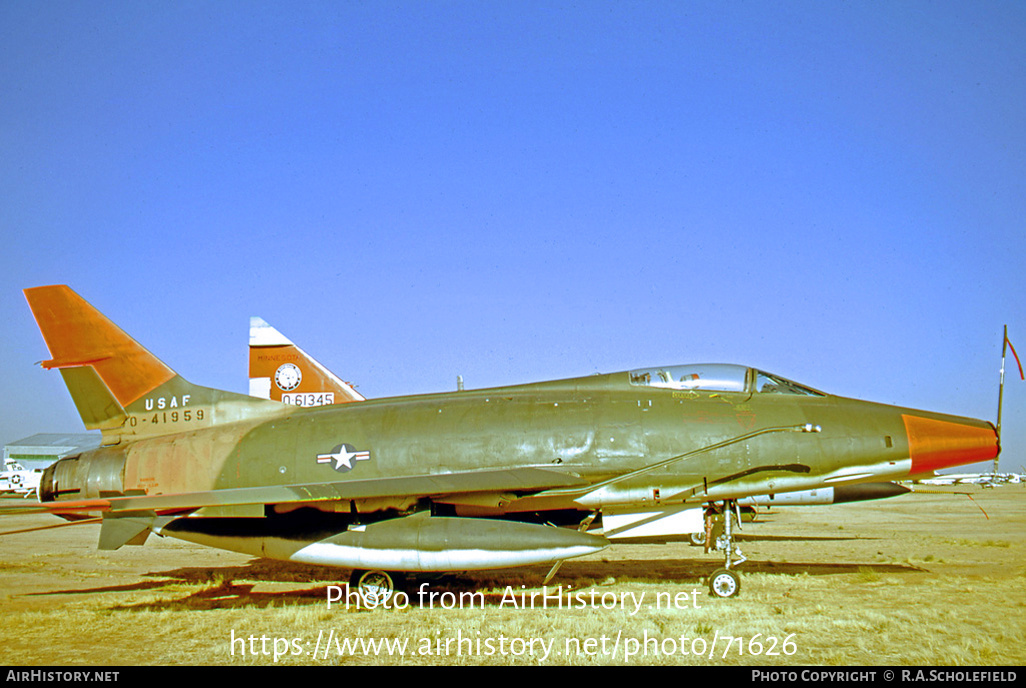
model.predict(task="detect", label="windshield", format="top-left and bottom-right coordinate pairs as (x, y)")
top-left (752, 370), bottom-right (823, 396)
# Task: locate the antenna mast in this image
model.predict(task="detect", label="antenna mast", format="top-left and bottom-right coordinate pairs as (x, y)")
top-left (996, 325), bottom-right (1024, 473)
top-left (996, 325), bottom-right (1007, 473)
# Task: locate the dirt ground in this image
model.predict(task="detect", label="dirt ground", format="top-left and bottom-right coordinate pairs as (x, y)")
top-left (1, 485), bottom-right (1023, 665)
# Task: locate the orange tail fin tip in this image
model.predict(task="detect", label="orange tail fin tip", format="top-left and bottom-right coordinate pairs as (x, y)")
top-left (24, 285), bottom-right (174, 407)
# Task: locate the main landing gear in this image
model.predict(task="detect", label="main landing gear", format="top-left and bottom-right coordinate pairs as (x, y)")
top-left (704, 500), bottom-right (747, 599)
top-left (350, 569), bottom-right (405, 607)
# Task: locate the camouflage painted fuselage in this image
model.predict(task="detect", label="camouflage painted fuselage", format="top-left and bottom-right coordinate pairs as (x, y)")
top-left (46, 368), bottom-right (997, 520)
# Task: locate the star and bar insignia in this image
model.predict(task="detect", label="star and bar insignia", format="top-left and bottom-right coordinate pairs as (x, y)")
top-left (316, 443), bottom-right (371, 472)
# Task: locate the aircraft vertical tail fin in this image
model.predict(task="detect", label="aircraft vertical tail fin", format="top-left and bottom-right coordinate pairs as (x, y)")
top-left (249, 316), bottom-right (365, 406)
top-left (25, 285), bottom-right (175, 410)
top-left (25, 285), bottom-right (286, 443)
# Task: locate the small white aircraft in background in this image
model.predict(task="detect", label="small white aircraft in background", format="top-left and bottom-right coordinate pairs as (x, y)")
top-left (0, 460), bottom-right (43, 497)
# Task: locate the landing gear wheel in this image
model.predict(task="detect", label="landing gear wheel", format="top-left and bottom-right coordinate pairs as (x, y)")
top-left (350, 569), bottom-right (404, 607)
top-left (689, 530), bottom-right (706, 547)
top-left (708, 568), bottom-right (741, 598)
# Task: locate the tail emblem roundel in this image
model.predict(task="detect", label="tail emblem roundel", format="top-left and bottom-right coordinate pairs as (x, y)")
top-left (275, 363), bottom-right (302, 391)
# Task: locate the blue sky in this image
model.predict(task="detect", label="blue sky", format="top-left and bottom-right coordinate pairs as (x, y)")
top-left (1, 2), bottom-right (1023, 472)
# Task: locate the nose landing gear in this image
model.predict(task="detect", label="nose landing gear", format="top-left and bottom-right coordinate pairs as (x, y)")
top-left (704, 500), bottom-right (746, 598)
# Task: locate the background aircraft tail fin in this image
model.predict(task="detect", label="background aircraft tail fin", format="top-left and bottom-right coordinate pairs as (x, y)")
top-left (25, 285), bottom-right (286, 443)
top-left (249, 316), bottom-right (365, 406)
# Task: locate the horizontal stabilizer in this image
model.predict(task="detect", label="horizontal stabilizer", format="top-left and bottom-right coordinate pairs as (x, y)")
top-left (98, 513), bottom-right (154, 550)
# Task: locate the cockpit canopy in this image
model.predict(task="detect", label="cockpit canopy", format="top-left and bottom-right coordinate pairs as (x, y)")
top-left (628, 363), bottom-right (824, 396)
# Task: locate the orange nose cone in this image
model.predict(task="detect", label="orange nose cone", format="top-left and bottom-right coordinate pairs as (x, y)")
top-left (902, 414), bottom-right (1000, 474)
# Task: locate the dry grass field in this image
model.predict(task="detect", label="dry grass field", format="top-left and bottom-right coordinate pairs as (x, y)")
top-left (1, 486), bottom-right (1023, 666)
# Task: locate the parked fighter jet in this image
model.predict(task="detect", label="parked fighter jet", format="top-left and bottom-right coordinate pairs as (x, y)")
top-left (10, 286), bottom-right (1000, 598)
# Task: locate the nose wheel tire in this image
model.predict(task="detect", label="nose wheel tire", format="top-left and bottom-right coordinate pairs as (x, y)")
top-left (708, 568), bottom-right (741, 598)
